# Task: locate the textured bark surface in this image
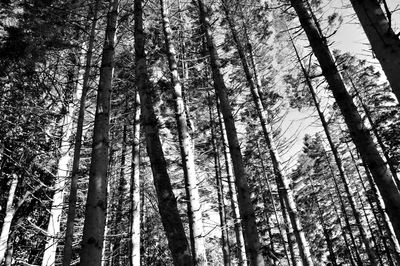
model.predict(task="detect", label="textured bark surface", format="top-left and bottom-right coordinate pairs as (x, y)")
top-left (62, 2), bottom-right (99, 265)
top-left (129, 92), bottom-right (141, 266)
top-left (0, 173), bottom-right (18, 264)
top-left (198, 1), bottom-right (264, 265)
top-left (79, 0), bottom-right (119, 264)
top-left (350, 0), bottom-right (400, 102)
top-left (134, 0), bottom-right (192, 265)
top-left (290, 0), bottom-right (400, 245)
top-left (160, 1), bottom-right (207, 264)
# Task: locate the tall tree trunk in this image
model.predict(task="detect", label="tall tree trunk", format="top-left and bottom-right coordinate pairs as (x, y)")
top-left (134, 0), bottom-right (192, 265)
top-left (349, 0), bottom-right (400, 102)
top-left (0, 173), bottom-right (18, 264)
top-left (290, 0), bottom-right (400, 245)
top-left (216, 98), bottom-right (248, 266)
top-left (160, 1), bottom-right (207, 264)
top-left (129, 91), bottom-right (141, 266)
top-left (197, 1), bottom-right (264, 264)
top-left (289, 34), bottom-right (377, 265)
top-left (209, 94), bottom-right (230, 266)
top-left (62, 2), bottom-right (99, 265)
top-left (79, 0), bottom-right (119, 264)
top-left (42, 95), bottom-right (76, 266)
top-left (222, 3), bottom-right (313, 265)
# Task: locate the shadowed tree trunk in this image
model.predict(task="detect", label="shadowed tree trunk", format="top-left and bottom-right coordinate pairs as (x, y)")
top-left (349, 0), bottom-right (400, 102)
top-left (79, 0), bottom-right (119, 264)
top-left (134, 0), bottom-right (192, 264)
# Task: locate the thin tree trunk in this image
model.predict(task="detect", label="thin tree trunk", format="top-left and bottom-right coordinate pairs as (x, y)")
top-left (290, 0), bottom-right (400, 247)
top-left (134, 0), bottom-right (192, 264)
top-left (129, 91), bottom-right (141, 266)
top-left (216, 99), bottom-right (247, 266)
top-left (0, 173), bottom-right (18, 264)
top-left (42, 99), bottom-right (76, 266)
top-left (209, 93), bottom-right (230, 266)
top-left (349, 0), bottom-right (400, 102)
top-left (256, 141), bottom-right (292, 266)
top-left (289, 33), bottom-right (377, 265)
top-left (222, 3), bottom-right (313, 264)
top-left (62, 2), bottom-right (99, 265)
top-left (160, 1), bottom-right (207, 264)
top-left (308, 175), bottom-right (338, 266)
top-left (79, 0), bottom-right (119, 264)
top-left (198, 2), bottom-right (264, 264)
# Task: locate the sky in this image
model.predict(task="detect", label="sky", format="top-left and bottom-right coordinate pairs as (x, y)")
top-left (279, 0), bottom-right (400, 172)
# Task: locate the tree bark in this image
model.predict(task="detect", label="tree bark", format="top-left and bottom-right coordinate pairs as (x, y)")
top-left (134, 0), bottom-right (192, 265)
top-left (0, 173), bottom-right (18, 264)
top-left (79, 0), bottom-right (119, 264)
top-left (290, 0), bottom-right (400, 245)
top-left (62, 2), bottom-right (99, 265)
top-left (197, 1), bottom-right (264, 264)
top-left (349, 0), bottom-right (400, 102)
top-left (160, 1), bottom-right (207, 264)
top-left (129, 91), bottom-right (141, 266)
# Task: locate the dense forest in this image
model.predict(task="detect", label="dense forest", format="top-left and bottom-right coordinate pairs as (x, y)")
top-left (1, 0), bottom-right (400, 265)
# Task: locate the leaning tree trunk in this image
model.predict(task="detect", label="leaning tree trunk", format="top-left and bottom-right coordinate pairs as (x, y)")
top-left (79, 0), bottom-right (119, 264)
top-left (289, 34), bottom-right (377, 265)
top-left (0, 173), bottom-right (18, 264)
top-left (160, 1), bottom-right (207, 264)
top-left (349, 0), bottom-right (400, 103)
top-left (222, 3), bottom-right (313, 264)
top-left (62, 2), bottom-right (99, 265)
top-left (134, 0), bottom-right (192, 265)
top-left (290, 0), bottom-right (400, 244)
top-left (129, 91), bottom-right (141, 266)
top-left (197, 1), bottom-right (264, 264)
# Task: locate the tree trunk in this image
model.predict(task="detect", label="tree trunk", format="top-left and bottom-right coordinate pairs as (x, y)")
top-left (0, 173), bottom-right (18, 264)
top-left (222, 3), bottom-right (313, 265)
top-left (216, 99), bottom-right (248, 266)
top-left (129, 91), bottom-right (141, 266)
top-left (160, 1), bottom-right (207, 264)
top-left (42, 98), bottom-right (76, 266)
top-left (290, 0), bottom-right (400, 245)
top-left (289, 34), bottom-right (377, 264)
top-left (79, 0), bottom-right (119, 264)
top-left (62, 2), bottom-right (99, 265)
top-left (209, 92), bottom-right (230, 266)
top-left (349, 0), bottom-right (400, 102)
top-left (134, 0), bottom-right (192, 265)
top-left (197, 1), bottom-right (264, 264)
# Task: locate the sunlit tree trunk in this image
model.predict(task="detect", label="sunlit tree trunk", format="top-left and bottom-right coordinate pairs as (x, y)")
top-left (79, 0), bottom-right (119, 264)
top-left (129, 91), bottom-right (141, 266)
top-left (349, 0), bottom-right (400, 102)
top-left (160, 1), bottom-right (207, 264)
top-left (290, 0), bottom-right (400, 247)
top-left (0, 173), bottom-right (18, 264)
top-left (134, 0), bottom-right (192, 264)
top-left (62, 2), bottom-right (99, 265)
